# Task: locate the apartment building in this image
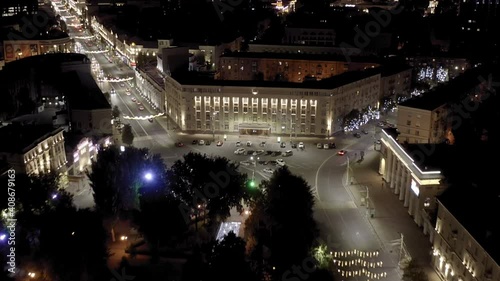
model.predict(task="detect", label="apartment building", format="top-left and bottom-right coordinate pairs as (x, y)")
top-left (283, 27), bottom-right (336, 46)
top-left (380, 64), bottom-right (412, 99)
top-left (165, 68), bottom-right (381, 136)
top-left (0, 124), bottom-right (67, 175)
top-left (397, 67), bottom-right (493, 144)
top-left (379, 128), bottom-right (446, 231)
top-left (217, 52), bottom-right (380, 82)
top-left (433, 187), bottom-right (500, 281)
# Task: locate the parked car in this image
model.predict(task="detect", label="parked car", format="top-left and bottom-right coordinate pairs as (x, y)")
top-left (362, 129), bottom-right (368, 134)
top-left (175, 142), bottom-right (184, 147)
top-left (280, 142), bottom-right (286, 148)
top-left (234, 148), bottom-right (246, 155)
top-left (216, 141), bottom-right (223, 146)
top-left (131, 97), bottom-right (137, 102)
top-left (253, 150), bottom-right (265, 156)
top-left (272, 151), bottom-right (281, 157)
top-left (263, 168), bottom-right (274, 174)
top-left (236, 141), bottom-right (242, 147)
top-left (275, 159), bottom-right (286, 166)
top-left (266, 150), bottom-right (273, 155)
top-left (259, 141), bottom-right (266, 147)
top-left (198, 140), bottom-right (205, 145)
top-left (192, 140), bottom-right (198, 145)
top-left (148, 118), bottom-right (153, 123)
top-left (246, 141), bottom-right (252, 147)
top-left (240, 161), bottom-right (251, 166)
top-left (282, 150), bottom-right (293, 157)
top-left (317, 143), bottom-right (323, 149)
top-left (298, 142), bottom-right (305, 149)
top-left (138, 106), bottom-right (145, 111)
top-left (205, 141), bottom-right (211, 145)
top-left (353, 133), bottom-right (361, 138)
top-left (328, 142), bottom-right (336, 149)
top-left (291, 143), bottom-right (297, 148)
top-left (323, 143), bottom-right (329, 149)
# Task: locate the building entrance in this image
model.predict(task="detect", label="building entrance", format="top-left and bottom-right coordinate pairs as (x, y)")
top-left (238, 123), bottom-right (271, 136)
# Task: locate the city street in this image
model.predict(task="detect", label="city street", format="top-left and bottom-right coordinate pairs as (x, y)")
top-left (57, 4), bottom-right (441, 280)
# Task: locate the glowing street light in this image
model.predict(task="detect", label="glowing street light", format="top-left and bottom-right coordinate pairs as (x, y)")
top-left (144, 172), bottom-right (153, 181)
top-left (0, 234), bottom-right (6, 241)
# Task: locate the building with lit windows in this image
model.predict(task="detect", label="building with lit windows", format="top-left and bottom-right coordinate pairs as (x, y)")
top-left (0, 124), bottom-right (67, 175)
top-left (379, 64), bottom-right (412, 99)
top-left (397, 68), bottom-right (493, 144)
top-left (0, 0), bottom-right (37, 18)
top-left (65, 136), bottom-right (98, 175)
top-left (217, 52), bottom-right (380, 82)
top-left (165, 68), bottom-right (381, 135)
top-left (432, 187), bottom-right (500, 281)
top-left (379, 128), bottom-right (446, 233)
top-left (283, 27), bottom-right (336, 46)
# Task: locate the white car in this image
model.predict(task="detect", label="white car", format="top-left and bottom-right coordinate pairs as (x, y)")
top-left (323, 143), bottom-right (329, 149)
top-left (298, 142), bottom-right (304, 149)
top-left (276, 159), bottom-right (285, 166)
top-left (317, 143), bottom-right (323, 149)
top-left (138, 106), bottom-right (145, 111)
top-left (240, 161), bottom-right (251, 166)
top-left (246, 141), bottom-right (252, 146)
top-left (282, 150), bottom-right (293, 157)
top-left (234, 148), bottom-right (246, 155)
top-left (263, 168), bottom-right (274, 174)
top-left (198, 140), bottom-right (205, 145)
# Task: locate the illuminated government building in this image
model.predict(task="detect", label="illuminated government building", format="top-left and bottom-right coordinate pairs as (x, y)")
top-left (165, 68), bottom-right (382, 136)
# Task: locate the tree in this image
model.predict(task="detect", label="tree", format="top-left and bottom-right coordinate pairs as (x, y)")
top-left (402, 259), bottom-right (429, 281)
top-left (112, 105), bottom-right (121, 119)
top-left (204, 232), bottom-right (257, 281)
top-left (87, 145), bottom-right (166, 240)
top-left (245, 166), bottom-right (318, 278)
top-left (167, 152), bottom-right (252, 225)
top-left (122, 124), bottom-right (134, 145)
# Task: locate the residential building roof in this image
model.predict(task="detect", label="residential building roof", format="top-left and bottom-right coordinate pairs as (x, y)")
top-left (379, 64), bottom-right (412, 77)
top-left (3, 53), bottom-right (90, 70)
top-left (399, 66), bottom-right (497, 111)
top-left (171, 67), bottom-right (381, 89)
top-left (0, 124), bottom-right (63, 154)
top-left (63, 71), bottom-right (111, 110)
top-left (220, 52), bottom-right (381, 63)
top-left (438, 185), bottom-right (500, 265)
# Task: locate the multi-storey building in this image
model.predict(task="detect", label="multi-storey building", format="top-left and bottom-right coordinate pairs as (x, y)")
top-left (0, 0), bottom-right (37, 18)
top-left (397, 67), bottom-right (493, 144)
top-left (165, 68), bottom-right (381, 136)
top-left (405, 56), bottom-right (470, 83)
top-left (433, 187), bottom-right (500, 281)
top-left (217, 52), bottom-right (380, 82)
top-left (379, 128), bottom-right (447, 236)
top-left (65, 135), bottom-right (98, 175)
top-left (380, 64), bottom-right (412, 99)
top-left (283, 27), bottom-right (336, 46)
top-left (0, 124), bottom-right (67, 175)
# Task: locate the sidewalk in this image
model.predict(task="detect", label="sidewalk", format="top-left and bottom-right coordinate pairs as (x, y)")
top-left (347, 151), bottom-right (442, 281)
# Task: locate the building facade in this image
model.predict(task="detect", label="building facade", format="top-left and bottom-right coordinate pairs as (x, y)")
top-left (432, 200), bottom-right (500, 281)
top-left (218, 53), bottom-right (379, 82)
top-left (165, 70), bottom-right (381, 136)
top-left (70, 108), bottom-right (112, 135)
top-left (283, 27), bottom-right (336, 46)
top-left (248, 43), bottom-right (367, 56)
top-left (380, 66), bottom-right (412, 99)
top-left (3, 37), bottom-right (73, 63)
top-left (379, 129), bottom-right (446, 229)
top-left (66, 137), bottom-right (98, 175)
top-left (0, 125), bottom-right (67, 175)
top-left (135, 66), bottom-right (165, 111)
top-left (397, 104), bottom-right (450, 144)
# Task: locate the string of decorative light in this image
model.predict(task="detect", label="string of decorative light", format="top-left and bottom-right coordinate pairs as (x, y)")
top-left (337, 269), bottom-right (388, 279)
top-left (332, 250), bottom-right (380, 258)
top-left (332, 259), bottom-right (383, 268)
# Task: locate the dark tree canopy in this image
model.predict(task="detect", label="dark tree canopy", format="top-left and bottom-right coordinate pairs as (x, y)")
top-left (167, 152), bottom-right (252, 223)
top-left (122, 124), bottom-right (134, 146)
top-left (245, 166), bottom-right (318, 277)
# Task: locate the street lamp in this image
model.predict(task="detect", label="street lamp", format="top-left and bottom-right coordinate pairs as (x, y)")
top-left (144, 172), bottom-right (153, 181)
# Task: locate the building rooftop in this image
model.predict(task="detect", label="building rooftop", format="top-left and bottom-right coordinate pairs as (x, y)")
top-left (399, 66), bottom-right (497, 111)
top-left (402, 143), bottom-right (451, 172)
top-left (220, 52), bottom-right (381, 63)
top-left (138, 64), bottom-right (165, 88)
top-left (438, 185), bottom-right (500, 265)
top-left (3, 27), bottom-right (69, 41)
top-left (63, 71), bottom-right (111, 110)
top-left (0, 124), bottom-right (63, 154)
top-left (171, 67), bottom-right (381, 89)
top-left (379, 64), bottom-right (412, 77)
top-left (3, 53), bottom-right (90, 70)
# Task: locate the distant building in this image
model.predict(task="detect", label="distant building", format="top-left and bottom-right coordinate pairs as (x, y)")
top-left (379, 64), bottom-right (412, 99)
top-left (248, 43), bottom-right (368, 56)
top-left (217, 52), bottom-right (380, 82)
top-left (165, 68), bottom-right (381, 135)
top-left (405, 56), bottom-right (470, 83)
top-left (283, 27), bottom-right (336, 46)
top-left (397, 67), bottom-right (493, 144)
top-left (433, 187), bottom-right (500, 281)
top-left (0, 0), bottom-right (38, 18)
top-left (0, 124), bottom-right (67, 175)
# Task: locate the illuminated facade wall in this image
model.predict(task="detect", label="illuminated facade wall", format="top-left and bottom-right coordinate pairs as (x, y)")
top-left (0, 128), bottom-right (67, 175)
top-left (380, 68), bottom-right (412, 99)
top-left (3, 37), bottom-right (73, 63)
top-left (67, 137), bottom-right (97, 175)
top-left (218, 56), bottom-right (379, 82)
top-left (379, 130), bottom-right (445, 228)
top-left (164, 73), bottom-right (380, 135)
top-left (397, 104), bottom-right (450, 144)
top-left (432, 201), bottom-right (500, 281)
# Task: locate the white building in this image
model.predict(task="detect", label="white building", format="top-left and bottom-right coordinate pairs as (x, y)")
top-left (165, 69), bottom-right (381, 136)
top-left (379, 128), bottom-right (446, 233)
top-left (433, 189), bottom-right (500, 281)
top-left (0, 124), bottom-right (67, 175)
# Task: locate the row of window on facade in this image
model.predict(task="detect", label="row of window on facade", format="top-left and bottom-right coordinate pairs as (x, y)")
top-left (191, 121), bottom-right (320, 132)
top-left (189, 112), bottom-right (321, 123)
